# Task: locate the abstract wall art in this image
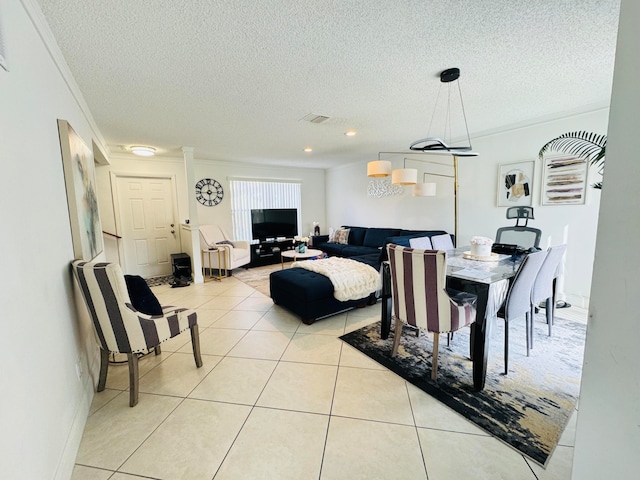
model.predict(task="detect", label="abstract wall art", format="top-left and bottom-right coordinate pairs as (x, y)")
top-left (58, 119), bottom-right (103, 260)
top-left (541, 155), bottom-right (588, 205)
top-left (497, 161), bottom-right (534, 207)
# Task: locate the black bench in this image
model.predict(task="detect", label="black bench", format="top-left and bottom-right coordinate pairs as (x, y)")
top-left (269, 267), bottom-right (376, 324)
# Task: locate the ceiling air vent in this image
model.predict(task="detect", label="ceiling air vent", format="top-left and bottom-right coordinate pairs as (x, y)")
top-left (300, 113), bottom-right (331, 124)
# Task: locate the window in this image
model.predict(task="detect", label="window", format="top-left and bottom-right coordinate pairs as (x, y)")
top-left (230, 179), bottom-right (302, 241)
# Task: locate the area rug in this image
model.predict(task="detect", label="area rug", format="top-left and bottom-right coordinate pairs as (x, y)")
top-left (145, 274), bottom-right (174, 287)
top-left (339, 314), bottom-right (586, 466)
top-left (233, 263), bottom-right (282, 296)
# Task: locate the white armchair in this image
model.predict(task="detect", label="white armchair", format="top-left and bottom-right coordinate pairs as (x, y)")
top-left (199, 225), bottom-right (251, 280)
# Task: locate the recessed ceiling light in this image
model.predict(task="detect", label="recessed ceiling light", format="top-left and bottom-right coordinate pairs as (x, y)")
top-left (130, 146), bottom-right (156, 157)
top-left (303, 147), bottom-right (313, 152)
top-left (344, 130), bottom-right (357, 137)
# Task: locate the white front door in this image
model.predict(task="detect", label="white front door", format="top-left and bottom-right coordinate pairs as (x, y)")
top-left (114, 175), bottom-right (180, 278)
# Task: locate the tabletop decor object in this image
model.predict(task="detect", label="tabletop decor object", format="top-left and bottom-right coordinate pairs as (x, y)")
top-left (294, 235), bottom-right (310, 253)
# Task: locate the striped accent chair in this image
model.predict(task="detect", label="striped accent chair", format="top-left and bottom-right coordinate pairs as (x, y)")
top-left (72, 260), bottom-right (203, 407)
top-left (387, 244), bottom-right (477, 381)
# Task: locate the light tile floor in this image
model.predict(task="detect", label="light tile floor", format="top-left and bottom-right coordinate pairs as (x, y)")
top-left (71, 275), bottom-right (583, 480)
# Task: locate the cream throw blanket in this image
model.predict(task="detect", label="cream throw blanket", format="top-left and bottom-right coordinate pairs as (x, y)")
top-left (292, 257), bottom-right (381, 302)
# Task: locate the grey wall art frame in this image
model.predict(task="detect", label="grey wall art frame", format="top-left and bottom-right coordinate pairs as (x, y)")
top-left (58, 119), bottom-right (104, 260)
top-left (541, 155), bottom-right (588, 205)
top-left (497, 161), bottom-right (534, 207)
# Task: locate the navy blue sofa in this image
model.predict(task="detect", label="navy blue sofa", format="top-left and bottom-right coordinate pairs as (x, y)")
top-left (314, 226), bottom-right (453, 269)
top-left (270, 226), bottom-right (454, 324)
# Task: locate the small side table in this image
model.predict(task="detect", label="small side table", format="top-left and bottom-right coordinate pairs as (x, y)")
top-left (280, 248), bottom-right (324, 268)
top-left (201, 245), bottom-right (231, 282)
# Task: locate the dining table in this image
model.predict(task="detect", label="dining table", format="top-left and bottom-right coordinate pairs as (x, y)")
top-left (380, 247), bottom-right (524, 391)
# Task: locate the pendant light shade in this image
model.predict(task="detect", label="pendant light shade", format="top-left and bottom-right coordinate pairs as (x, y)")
top-left (413, 182), bottom-right (437, 197)
top-left (367, 160), bottom-right (392, 177)
top-left (410, 68), bottom-right (478, 157)
top-left (391, 168), bottom-right (418, 185)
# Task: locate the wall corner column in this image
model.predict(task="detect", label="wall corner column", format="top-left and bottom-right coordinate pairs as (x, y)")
top-left (182, 146), bottom-right (203, 283)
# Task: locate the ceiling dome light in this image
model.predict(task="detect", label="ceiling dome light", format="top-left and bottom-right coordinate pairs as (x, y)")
top-left (130, 146), bottom-right (156, 157)
top-left (344, 130), bottom-right (357, 137)
top-left (303, 147), bottom-right (313, 152)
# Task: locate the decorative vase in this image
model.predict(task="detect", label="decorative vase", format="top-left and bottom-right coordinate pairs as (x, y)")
top-left (314, 225), bottom-right (320, 236)
top-left (298, 244), bottom-right (306, 253)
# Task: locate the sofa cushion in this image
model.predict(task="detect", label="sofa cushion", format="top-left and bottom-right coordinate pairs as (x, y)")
top-left (342, 245), bottom-right (379, 257)
top-left (362, 228), bottom-right (401, 248)
top-left (351, 253), bottom-right (382, 269)
top-left (321, 242), bottom-right (351, 256)
top-left (333, 228), bottom-right (350, 244)
top-left (344, 226), bottom-right (367, 246)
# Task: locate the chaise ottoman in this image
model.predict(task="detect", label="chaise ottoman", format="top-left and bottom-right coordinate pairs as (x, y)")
top-left (269, 267), bottom-right (377, 324)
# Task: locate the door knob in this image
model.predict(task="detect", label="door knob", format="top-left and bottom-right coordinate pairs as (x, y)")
top-left (170, 223), bottom-right (175, 227)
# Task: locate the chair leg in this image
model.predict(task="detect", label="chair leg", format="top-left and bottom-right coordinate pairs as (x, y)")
top-left (97, 348), bottom-right (109, 392)
top-left (191, 324), bottom-right (203, 368)
top-left (504, 319), bottom-right (509, 375)
top-left (549, 278), bottom-right (557, 336)
top-left (127, 353), bottom-right (139, 407)
top-left (391, 319), bottom-right (403, 356)
top-left (431, 333), bottom-right (440, 381)
top-left (155, 345), bottom-right (162, 355)
top-left (525, 312), bottom-right (531, 356)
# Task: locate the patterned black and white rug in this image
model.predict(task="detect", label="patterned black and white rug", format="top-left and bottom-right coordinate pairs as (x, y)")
top-left (145, 275), bottom-right (174, 287)
top-left (340, 313), bottom-right (586, 466)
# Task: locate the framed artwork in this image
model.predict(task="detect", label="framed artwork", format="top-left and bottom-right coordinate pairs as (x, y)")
top-left (58, 119), bottom-right (103, 260)
top-left (541, 155), bottom-right (588, 205)
top-left (497, 161), bottom-right (534, 207)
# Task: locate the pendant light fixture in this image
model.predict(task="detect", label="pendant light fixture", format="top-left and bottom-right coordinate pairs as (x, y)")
top-left (413, 182), bottom-right (437, 197)
top-left (409, 67), bottom-right (478, 157)
top-left (367, 160), bottom-right (392, 177)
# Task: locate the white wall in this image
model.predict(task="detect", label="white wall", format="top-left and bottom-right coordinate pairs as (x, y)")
top-left (0, 1), bottom-right (103, 478)
top-left (96, 155), bottom-right (327, 264)
top-left (326, 109), bottom-right (608, 306)
top-left (573, 0), bottom-right (640, 477)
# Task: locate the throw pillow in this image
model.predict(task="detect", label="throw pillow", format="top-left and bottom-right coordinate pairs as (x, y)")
top-left (217, 240), bottom-right (235, 247)
top-left (409, 236), bottom-right (433, 249)
top-left (124, 275), bottom-right (163, 315)
top-left (334, 228), bottom-right (350, 245)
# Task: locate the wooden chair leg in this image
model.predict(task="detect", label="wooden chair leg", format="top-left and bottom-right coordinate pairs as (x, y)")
top-left (191, 324), bottom-right (203, 368)
top-left (155, 345), bottom-right (162, 355)
top-left (97, 348), bottom-right (109, 392)
top-left (391, 319), bottom-right (403, 356)
top-left (127, 353), bottom-right (139, 407)
top-left (504, 319), bottom-right (509, 375)
top-left (431, 333), bottom-right (440, 381)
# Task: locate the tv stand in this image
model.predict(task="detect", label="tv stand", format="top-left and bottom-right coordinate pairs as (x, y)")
top-left (250, 239), bottom-right (295, 267)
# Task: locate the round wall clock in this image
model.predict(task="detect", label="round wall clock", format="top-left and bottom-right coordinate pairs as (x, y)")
top-left (195, 178), bottom-right (224, 206)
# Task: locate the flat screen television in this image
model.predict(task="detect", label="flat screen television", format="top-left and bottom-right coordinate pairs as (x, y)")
top-left (251, 208), bottom-right (298, 241)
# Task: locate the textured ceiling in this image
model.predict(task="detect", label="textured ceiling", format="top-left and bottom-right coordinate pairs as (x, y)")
top-left (37, 0), bottom-right (620, 169)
